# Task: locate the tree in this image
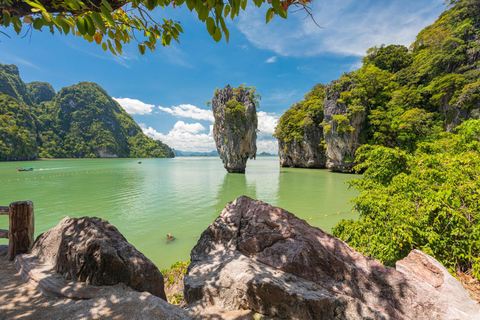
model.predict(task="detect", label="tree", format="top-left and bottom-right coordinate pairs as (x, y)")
top-left (1, 0), bottom-right (314, 55)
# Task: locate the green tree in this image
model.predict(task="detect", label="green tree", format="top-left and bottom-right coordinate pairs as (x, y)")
top-left (1, 0), bottom-right (313, 55)
top-left (332, 120), bottom-right (480, 278)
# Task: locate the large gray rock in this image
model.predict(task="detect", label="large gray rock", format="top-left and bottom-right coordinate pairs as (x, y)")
top-left (184, 196), bottom-right (480, 319)
top-left (323, 74), bottom-right (365, 172)
top-left (278, 114), bottom-right (326, 168)
top-left (212, 85), bottom-right (257, 173)
top-left (31, 216), bottom-right (167, 300)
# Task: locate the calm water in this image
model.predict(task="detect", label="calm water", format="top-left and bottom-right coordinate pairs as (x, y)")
top-left (0, 157), bottom-right (359, 269)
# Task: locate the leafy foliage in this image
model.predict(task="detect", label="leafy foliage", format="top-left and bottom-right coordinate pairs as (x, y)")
top-left (0, 62), bottom-right (173, 159)
top-left (0, 0), bottom-right (313, 55)
top-left (0, 94), bottom-right (37, 160)
top-left (274, 83), bottom-right (325, 142)
top-left (332, 120), bottom-right (480, 278)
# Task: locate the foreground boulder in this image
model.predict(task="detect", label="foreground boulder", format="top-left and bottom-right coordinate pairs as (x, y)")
top-left (212, 85), bottom-right (258, 173)
top-left (184, 196), bottom-right (480, 319)
top-left (30, 216), bottom-right (167, 300)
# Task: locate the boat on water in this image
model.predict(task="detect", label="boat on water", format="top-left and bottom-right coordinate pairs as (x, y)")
top-left (138, 161), bottom-right (142, 164)
top-left (16, 167), bottom-right (34, 172)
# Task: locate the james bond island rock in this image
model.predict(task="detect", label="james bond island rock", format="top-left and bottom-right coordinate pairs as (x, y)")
top-left (323, 74), bottom-right (365, 172)
top-left (274, 84), bottom-right (326, 168)
top-left (184, 196), bottom-right (480, 320)
top-left (30, 216), bottom-right (167, 300)
top-left (212, 85), bottom-right (258, 173)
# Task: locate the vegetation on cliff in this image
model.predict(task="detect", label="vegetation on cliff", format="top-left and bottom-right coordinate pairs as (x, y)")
top-left (273, 84), bottom-right (325, 144)
top-left (0, 63), bottom-right (173, 160)
top-left (327, 0), bottom-right (480, 278)
top-left (333, 120), bottom-right (480, 278)
top-left (273, 0), bottom-right (480, 277)
top-left (211, 84), bottom-right (258, 173)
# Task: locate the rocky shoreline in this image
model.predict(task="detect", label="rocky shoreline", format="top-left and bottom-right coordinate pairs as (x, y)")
top-left (3, 197), bottom-right (480, 319)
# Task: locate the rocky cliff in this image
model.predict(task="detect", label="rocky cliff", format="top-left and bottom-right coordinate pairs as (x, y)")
top-left (278, 113), bottom-right (325, 168)
top-left (275, 84), bottom-right (326, 168)
top-left (212, 85), bottom-right (257, 173)
top-left (323, 74), bottom-right (365, 172)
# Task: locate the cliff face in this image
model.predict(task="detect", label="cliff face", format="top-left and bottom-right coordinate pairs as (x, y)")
top-left (278, 114), bottom-right (325, 168)
top-left (212, 85), bottom-right (257, 173)
top-left (274, 84), bottom-right (326, 169)
top-left (323, 74), bottom-right (365, 172)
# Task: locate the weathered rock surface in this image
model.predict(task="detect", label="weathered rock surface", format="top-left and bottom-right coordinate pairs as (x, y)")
top-left (184, 196), bottom-right (480, 320)
top-left (212, 85), bottom-right (257, 173)
top-left (31, 216), bottom-right (167, 300)
top-left (278, 114), bottom-right (326, 168)
top-left (323, 74), bottom-right (365, 172)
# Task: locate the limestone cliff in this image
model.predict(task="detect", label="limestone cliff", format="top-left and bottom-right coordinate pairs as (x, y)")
top-left (212, 85), bottom-right (257, 173)
top-left (275, 84), bottom-right (326, 168)
top-left (323, 74), bottom-right (365, 172)
top-left (278, 114), bottom-right (325, 168)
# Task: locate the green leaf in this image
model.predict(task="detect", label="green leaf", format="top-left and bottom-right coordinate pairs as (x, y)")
top-left (100, 5), bottom-right (115, 26)
top-left (32, 18), bottom-right (43, 30)
top-left (101, 0), bottom-right (113, 11)
top-left (198, 5), bottom-right (209, 21)
top-left (240, 0), bottom-right (247, 11)
top-left (102, 42), bottom-right (108, 51)
top-left (266, 8), bottom-right (274, 23)
top-left (186, 0), bottom-right (195, 11)
top-left (212, 26), bottom-right (222, 42)
top-left (25, 0), bottom-right (47, 12)
top-left (206, 17), bottom-right (215, 35)
top-left (223, 5), bottom-right (231, 18)
top-left (91, 12), bottom-right (106, 34)
top-left (219, 17), bottom-right (229, 42)
top-left (84, 15), bottom-right (96, 37)
top-left (76, 17), bottom-right (86, 34)
top-left (207, 0), bottom-right (215, 7)
top-left (138, 43), bottom-right (146, 55)
top-left (41, 11), bottom-right (51, 22)
top-left (174, 23), bottom-right (183, 33)
top-left (3, 12), bottom-right (10, 27)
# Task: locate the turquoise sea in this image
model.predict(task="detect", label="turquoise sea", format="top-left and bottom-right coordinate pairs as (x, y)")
top-left (0, 156), bottom-right (359, 269)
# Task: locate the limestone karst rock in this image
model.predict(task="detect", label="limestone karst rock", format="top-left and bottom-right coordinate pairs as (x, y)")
top-left (30, 216), bottom-right (167, 300)
top-left (323, 74), bottom-right (365, 172)
top-left (278, 113), bottom-right (326, 168)
top-left (211, 85), bottom-right (258, 173)
top-left (184, 196), bottom-right (480, 320)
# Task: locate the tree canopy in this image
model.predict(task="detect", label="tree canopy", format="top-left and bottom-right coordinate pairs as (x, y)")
top-left (0, 0), bottom-right (313, 55)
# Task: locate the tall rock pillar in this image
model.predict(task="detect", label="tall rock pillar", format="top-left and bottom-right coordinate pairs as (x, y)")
top-left (212, 85), bottom-right (258, 173)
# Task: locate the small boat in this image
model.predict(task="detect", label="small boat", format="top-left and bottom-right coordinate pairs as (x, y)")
top-left (138, 161), bottom-right (142, 164)
top-left (16, 167), bottom-right (34, 172)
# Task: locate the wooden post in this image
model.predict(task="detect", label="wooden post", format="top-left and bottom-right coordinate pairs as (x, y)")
top-left (6, 201), bottom-right (34, 261)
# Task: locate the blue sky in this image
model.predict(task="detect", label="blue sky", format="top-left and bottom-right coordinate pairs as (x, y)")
top-left (0, 0), bottom-right (445, 153)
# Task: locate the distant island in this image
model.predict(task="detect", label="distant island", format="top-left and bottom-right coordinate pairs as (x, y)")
top-left (174, 150), bottom-right (219, 157)
top-left (0, 63), bottom-right (174, 161)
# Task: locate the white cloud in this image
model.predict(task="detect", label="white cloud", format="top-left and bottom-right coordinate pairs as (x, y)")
top-left (142, 121), bottom-right (215, 153)
top-left (172, 121), bottom-right (206, 133)
top-left (158, 104), bottom-right (214, 122)
top-left (257, 111), bottom-right (278, 140)
top-left (236, 0), bottom-right (445, 57)
top-left (141, 112), bottom-right (278, 153)
top-left (113, 97), bottom-right (155, 115)
top-left (265, 56), bottom-right (277, 63)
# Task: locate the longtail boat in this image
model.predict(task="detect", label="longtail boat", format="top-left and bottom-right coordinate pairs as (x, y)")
top-left (16, 167), bottom-right (34, 172)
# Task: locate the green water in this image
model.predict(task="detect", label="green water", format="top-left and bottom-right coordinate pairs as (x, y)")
top-left (0, 157), bottom-right (359, 269)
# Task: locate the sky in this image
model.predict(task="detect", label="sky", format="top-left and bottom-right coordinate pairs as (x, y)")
top-left (0, 0), bottom-right (446, 153)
